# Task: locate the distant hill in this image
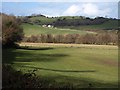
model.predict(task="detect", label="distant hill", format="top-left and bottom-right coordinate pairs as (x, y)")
top-left (62, 19), bottom-right (119, 31)
top-left (19, 14), bottom-right (119, 36)
top-left (21, 23), bottom-right (96, 36)
top-left (20, 14), bottom-right (119, 30)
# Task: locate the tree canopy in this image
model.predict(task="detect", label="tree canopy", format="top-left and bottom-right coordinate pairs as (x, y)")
top-left (2, 13), bottom-right (24, 47)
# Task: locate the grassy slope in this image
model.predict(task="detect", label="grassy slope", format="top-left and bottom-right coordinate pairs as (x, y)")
top-left (22, 23), bottom-right (92, 36)
top-left (22, 19), bottom-right (118, 36)
top-left (30, 16), bottom-right (56, 24)
top-left (3, 44), bottom-right (118, 88)
top-left (29, 16), bottom-right (118, 30)
top-left (30, 16), bottom-right (82, 23)
top-left (62, 20), bottom-right (118, 30)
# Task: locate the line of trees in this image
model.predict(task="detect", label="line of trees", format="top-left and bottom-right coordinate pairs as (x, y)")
top-left (23, 33), bottom-right (118, 45)
top-left (53, 17), bottom-right (108, 27)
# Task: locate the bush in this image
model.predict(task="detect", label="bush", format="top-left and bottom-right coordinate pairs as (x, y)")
top-left (2, 13), bottom-right (24, 47)
top-left (2, 64), bottom-right (44, 88)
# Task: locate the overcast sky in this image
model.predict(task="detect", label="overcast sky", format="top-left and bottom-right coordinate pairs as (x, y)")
top-left (2, 1), bottom-right (119, 18)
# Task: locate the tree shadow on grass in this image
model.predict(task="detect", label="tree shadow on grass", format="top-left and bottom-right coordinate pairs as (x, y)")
top-left (2, 47), bottom-right (69, 64)
top-left (15, 53), bottom-right (69, 62)
top-left (18, 46), bottom-right (54, 50)
top-left (22, 65), bottom-right (96, 73)
top-left (2, 48), bottom-right (16, 64)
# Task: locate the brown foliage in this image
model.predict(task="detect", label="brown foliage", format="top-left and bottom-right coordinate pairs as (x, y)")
top-left (2, 14), bottom-right (24, 46)
top-left (23, 33), bottom-right (118, 45)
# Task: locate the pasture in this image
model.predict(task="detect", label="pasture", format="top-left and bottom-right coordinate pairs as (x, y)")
top-left (21, 23), bottom-right (96, 36)
top-left (29, 16), bottom-right (118, 31)
top-left (61, 20), bottom-right (118, 31)
top-left (3, 43), bottom-right (118, 88)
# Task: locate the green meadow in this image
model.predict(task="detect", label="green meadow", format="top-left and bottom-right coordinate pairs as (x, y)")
top-left (3, 44), bottom-right (118, 88)
top-left (22, 19), bottom-right (118, 37)
top-left (22, 23), bottom-right (96, 36)
top-left (60, 20), bottom-right (118, 30)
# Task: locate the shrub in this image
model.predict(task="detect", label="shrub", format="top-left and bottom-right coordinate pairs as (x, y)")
top-left (2, 13), bottom-right (24, 47)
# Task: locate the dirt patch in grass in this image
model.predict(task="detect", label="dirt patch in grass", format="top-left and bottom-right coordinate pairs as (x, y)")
top-left (102, 60), bottom-right (118, 67)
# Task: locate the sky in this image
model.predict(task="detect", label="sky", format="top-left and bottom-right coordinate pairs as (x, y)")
top-left (1, 1), bottom-right (119, 18)
top-left (2, 0), bottom-right (120, 2)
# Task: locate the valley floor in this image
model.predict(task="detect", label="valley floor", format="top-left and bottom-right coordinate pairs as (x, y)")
top-left (3, 43), bottom-right (118, 88)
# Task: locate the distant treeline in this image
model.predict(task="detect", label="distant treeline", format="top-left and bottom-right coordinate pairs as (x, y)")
top-left (23, 33), bottom-right (118, 45)
top-left (53, 17), bottom-right (108, 27)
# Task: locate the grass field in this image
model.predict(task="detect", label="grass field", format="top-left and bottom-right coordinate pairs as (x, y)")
top-left (22, 23), bottom-right (96, 36)
top-left (22, 19), bottom-right (118, 37)
top-left (61, 20), bottom-right (118, 30)
top-left (29, 16), bottom-right (118, 30)
top-left (3, 43), bottom-right (118, 88)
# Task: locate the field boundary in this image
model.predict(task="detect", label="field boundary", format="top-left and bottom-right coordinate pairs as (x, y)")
top-left (18, 42), bottom-right (118, 49)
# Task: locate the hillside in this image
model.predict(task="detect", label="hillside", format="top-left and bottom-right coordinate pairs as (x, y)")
top-left (62, 20), bottom-right (119, 30)
top-left (22, 15), bottom-right (118, 30)
top-left (22, 23), bottom-right (96, 36)
top-left (20, 15), bottom-right (118, 36)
